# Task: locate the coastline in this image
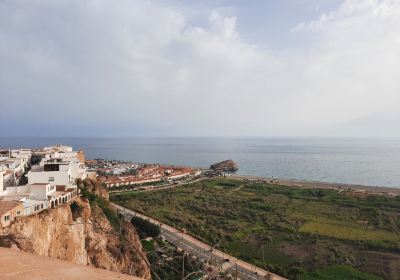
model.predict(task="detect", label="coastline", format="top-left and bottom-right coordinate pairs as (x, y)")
top-left (229, 174), bottom-right (400, 196)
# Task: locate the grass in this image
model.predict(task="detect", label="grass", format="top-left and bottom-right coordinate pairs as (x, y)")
top-left (301, 265), bottom-right (383, 280)
top-left (299, 221), bottom-right (400, 241)
top-left (110, 178), bottom-right (400, 279)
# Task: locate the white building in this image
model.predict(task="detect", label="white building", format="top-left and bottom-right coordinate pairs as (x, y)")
top-left (1, 183), bottom-right (77, 216)
top-left (1, 184), bottom-right (30, 199)
top-left (0, 157), bottom-right (26, 187)
top-left (27, 160), bottom-right (73, 186)
top-left (30, 183), bottom-right (56, 200)
top-left (2, 170), bottom-right (14, 188)
top-left (0, 171), bottom-right (4, 195)
top-left (0, 145), bottom-right (82, 218)
top-left (48, 185), bottom-right (78, 209)
top-left (42, 144), bottom-right (73, 153)
top-left (40, 149), bottom-right (86, 181)
top-left (193, 170), bottom-right (202, 177)
top-left (11, 149), bottom-right (32, 171)
top-left (1, 158), bottom-right (23, 173)
top-left (20, 197), bottom-right (48, 216)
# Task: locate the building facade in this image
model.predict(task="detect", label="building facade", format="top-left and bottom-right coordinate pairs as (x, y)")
top-left (0, 201), bottom-right (23, 228)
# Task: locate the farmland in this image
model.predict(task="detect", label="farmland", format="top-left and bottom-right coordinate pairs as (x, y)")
top-left (111, 178), bottom-right (400, 280)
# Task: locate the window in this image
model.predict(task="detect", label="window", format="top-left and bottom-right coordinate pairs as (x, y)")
top-left (4, 215), bottom-right (10, 221)
top-left (17, 211), bottom-right (20, 215)
top-left (49, 177), bottom-right (54, 182)
top-left (44, 164), bottom-right (59, 171)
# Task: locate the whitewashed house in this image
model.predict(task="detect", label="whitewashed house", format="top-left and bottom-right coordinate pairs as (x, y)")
top-left (41, 149), bottom-right (86, 181)
top-left (43, 144), bottom-right (73, 153)
top-left (30, 183), bottom-right (56, 199)
top-left (11, 149), bottom-right (32, 171)
top-left (1, 170), bottom-right (14, 188)
top-left (0, 171), bottom-right (4, 195)
top-left (1, 183), bottom-right (77, 216)
top-left (19, 197), bottom-right (48, 216)
top-left (27, 160), bottom-right (73, 186)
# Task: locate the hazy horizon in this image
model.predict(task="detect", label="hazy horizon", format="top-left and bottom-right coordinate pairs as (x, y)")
top-left (2, 136), bottom-right (400, 140)
top-left (1, 0), bottom-right (400, 137)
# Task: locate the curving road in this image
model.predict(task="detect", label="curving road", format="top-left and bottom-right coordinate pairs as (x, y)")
top-left (112, 203), bottom-right (286, 280)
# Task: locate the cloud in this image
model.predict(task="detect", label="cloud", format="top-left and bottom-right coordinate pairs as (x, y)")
top-left (0, 0), bottom-right (399, 136)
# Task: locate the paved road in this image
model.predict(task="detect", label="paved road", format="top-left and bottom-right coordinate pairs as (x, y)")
top-left (112, 203), bottom-right (286, 280)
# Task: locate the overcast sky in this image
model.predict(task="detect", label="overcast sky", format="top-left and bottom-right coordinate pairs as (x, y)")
top-left (1, 0), bottom-right (400, 137)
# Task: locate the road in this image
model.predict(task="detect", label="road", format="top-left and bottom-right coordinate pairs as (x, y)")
top-left (112, 203), bottom-right (287, 280)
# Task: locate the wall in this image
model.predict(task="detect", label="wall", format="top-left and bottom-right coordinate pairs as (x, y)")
top-left (0, 203), bottom-right (23, 228)
top-left (30, 184), bottom-right (54, 200)
top-left (1, 210), bottom-right (12, 228)
top-left (0, 172), bottom-right (3, 193)
top-left (5, 185), bottom-right (30, 195)
top-left (28, 170), bottom-right (71, 185)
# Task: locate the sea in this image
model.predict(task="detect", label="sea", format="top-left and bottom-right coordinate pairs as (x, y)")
top-left (1, 137), bottom-right (400, 188)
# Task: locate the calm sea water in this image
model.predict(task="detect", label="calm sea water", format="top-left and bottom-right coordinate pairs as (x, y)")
top-left (1, 137), bottom-right (399, 188)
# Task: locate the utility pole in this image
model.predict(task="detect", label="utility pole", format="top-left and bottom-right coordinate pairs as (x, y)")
top-left (181, 251), bottom-right (186, 280)
top-left (234, 262), bottom-right (238, 280)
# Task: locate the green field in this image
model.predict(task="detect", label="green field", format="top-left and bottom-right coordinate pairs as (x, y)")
top-left (110, 178), bottom-right (400, 280)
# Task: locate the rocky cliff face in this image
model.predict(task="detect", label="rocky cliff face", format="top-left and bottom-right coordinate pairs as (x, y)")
top-left (0, 199), bottom-right (150, 279)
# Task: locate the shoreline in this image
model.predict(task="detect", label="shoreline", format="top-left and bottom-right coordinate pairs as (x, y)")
top-left (229, 174), bottom-right (400, 196)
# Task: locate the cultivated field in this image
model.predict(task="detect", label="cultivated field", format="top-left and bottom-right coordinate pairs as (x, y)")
top-left (111, 178), bottom-right (400, 280)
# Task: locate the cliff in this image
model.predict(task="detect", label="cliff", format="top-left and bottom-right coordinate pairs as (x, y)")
top-left (0, 198), bottom-right (151, 279)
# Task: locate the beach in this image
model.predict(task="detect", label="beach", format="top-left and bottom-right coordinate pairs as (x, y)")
top-left (230, 174), bottom-right (400, 196)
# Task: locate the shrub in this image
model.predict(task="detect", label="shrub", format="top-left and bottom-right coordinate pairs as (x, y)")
top-left (96, 197), bottom-right (120, 229)
top-left (70, 201), bottom-right (84, 221)
top-left (80, 187), bottom-right (96, 203)
top-left (131, 216), bottom-right (160, 238)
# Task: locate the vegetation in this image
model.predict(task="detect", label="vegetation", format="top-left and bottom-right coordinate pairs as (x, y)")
top-left (302, 265), bottom-right (383, 280)
top-left (30, 154), bottom-right (43, 165)
top-left (111, 178), bottom-right (400, 280)
top-left (96, 196), bottom-right (121, 229)
top-left (80, 186), bottom-right (96, 202)
top-left (131, 216), bottom-right (161, 238)
top-left (142, 238), bottom-right (204, 280)
top-left (70, 201), bottom-right (83, 221)
top-left (79, 179), bottom-right (121, 229)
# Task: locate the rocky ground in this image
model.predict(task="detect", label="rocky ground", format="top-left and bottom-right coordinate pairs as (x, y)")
top-left (0, 247), bottom-right (144, 280)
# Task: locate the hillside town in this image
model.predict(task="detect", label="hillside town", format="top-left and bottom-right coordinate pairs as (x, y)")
top-left (1, 144), bottom-right (276, 280)
top-left (0, 145), bottom-right (203, 228)
top-left (0, 145), bottom-right (83, 228)
top-left (88, 159), bottom-right (201, 188)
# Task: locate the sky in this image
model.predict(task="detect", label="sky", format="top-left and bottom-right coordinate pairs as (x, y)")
top-left (1, 0), bottom-right (400, 137)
